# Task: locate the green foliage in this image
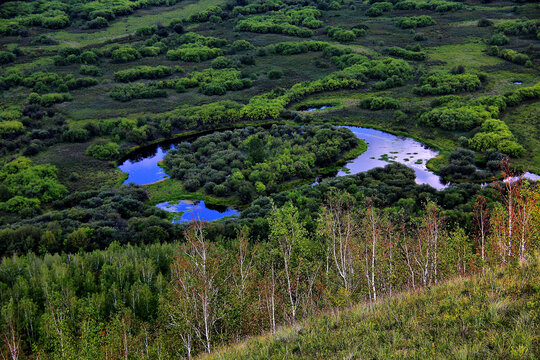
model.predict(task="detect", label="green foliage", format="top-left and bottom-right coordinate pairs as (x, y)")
top-left (232, 40), bottom-right (255, 52)
top-left (135, 25), bottom-right (157, 36)
top-left (414, 72), bottom-right (481, 95)
top-left (164, 125), bottom-right (358, 200)
top-left (114, 65), bottom-right (173, 82)
top-left (359, 96), bottom-right (400, 110)
top-left (0, 51), bottom-right (15, 64)
top-left (420, 105), bottom-right (497, 130)
top-left (166, 45), bottom-right (223, 62)
top-left (494, 20), bottom-right (538, 36)
top-left (110, 83), bottom-right (167, 101)
top-left (236, 15), bottom-right (314, 37)
top-left (187, 5), bottom-right (222, 23)
top-left (469, 119), bottom-right (524, 157)
top-left (0, 157), bottom-right (67, 206)
top-left (39, 92), bottom-right (73, 107)
top-left (85, 142), bottom-right (121, 160)
top-left (0, 120), bottom-right (25, 137)
top-left (488, 33), bottom-right (509, 45)
top-left (498, 48), bottom-right (531, 66)
top-left (326, 26), bottom-right (365, 42)
top-left (366, 2), bottom-right (393, 17)
top-left (111, 47), bottom-right (141, 63)
top-left (388, 45), bottom-right (427, 61)
top-left (79, 65), bottom-right (102, 76)
top-left (395, 15), bottom-right (436, 29)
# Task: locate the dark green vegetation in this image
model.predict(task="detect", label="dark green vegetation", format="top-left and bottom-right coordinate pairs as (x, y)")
top-left (0, 0), bottom-right (539, 358)
top-left (164, 125), bottom-right (359, 201)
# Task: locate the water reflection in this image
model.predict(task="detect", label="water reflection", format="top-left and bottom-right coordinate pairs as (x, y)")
top-left (156, 200), bottom-right (239, 223)
top-left (337, 126), bottom-right (446, 190)
top-left (119, 145), bottom-right (174, 185)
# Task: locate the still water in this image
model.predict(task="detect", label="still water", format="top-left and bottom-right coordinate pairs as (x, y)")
top-left (337, 126), bottom-right (446, 190)
top-left (156, 200), bottom-right (239, 223)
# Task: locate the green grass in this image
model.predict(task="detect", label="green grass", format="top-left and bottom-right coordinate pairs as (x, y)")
top-left (50, 0), bottom-right (225, 47)
top-left (204, 255), bottom-right (540, 360)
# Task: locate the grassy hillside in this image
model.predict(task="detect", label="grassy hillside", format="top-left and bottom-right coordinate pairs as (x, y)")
top-left (205, 256), bottom-right (540, 360)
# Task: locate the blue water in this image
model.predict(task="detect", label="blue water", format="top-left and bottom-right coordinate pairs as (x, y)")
top-left (306, 105), bottom-right (334, 111)
top-left (156, 200), bottom-right (239, 223)
top-left (337, 127), bottom-right (446, 190)
top-left (119, 145), bottom-right (173, 185)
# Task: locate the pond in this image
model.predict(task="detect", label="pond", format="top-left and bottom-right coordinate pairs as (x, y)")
top-left (119, 144), bottom-right (174, 185)
top-left (337, 126), bottom-right (445, 190)
top-left (297, 105), bottom-right (335, 111)
top-left (156, 200), bottom-right (239, 223)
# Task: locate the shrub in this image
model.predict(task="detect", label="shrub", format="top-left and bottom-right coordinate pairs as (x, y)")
top-left (211, 56), bottom-right (233, 69)
top-left (113, 66), bottom-right (173, 82)
top-left (0, 51), bottom-right (15, 64)
top-left (268, 68), bottom-right (284, 79)
top-left (359, 96), bottom-right (400, 110)
top-left (477, 18), bottom-right (493, 27)
top-left (326, 26), bottom-right (357, 42)
top-left (366, 2), bottom-right (393, 17)
top-left (62, 127), bottom-right (90, 142)
top-left (169, 19), bottom-right (184, 34)
top-left (86, 16), bottom-right (109, 29)
top-left (2, 196), bottom-right (40, 213)
top-left (111, 47), bottom-right (141, 63)
top-left (420, 105), bottom-right (496, 130)
top-left (388, 46), bottom-right (427, 61)
top-left (110, 84), bottom-right (167, 102)
top-left (396, 16), bottom-right (435, 29)
top-left (414, 72), bottom-right (481, 95)
top-left (469, 119), bottom-right (524, 157)
top-left (86, 142), bottom-right (121, 160)
top-left (166, 46), bottom-right (222, 62)
top-left (39, 93), bottom-right (73, 107)
top-left (136, 25), bottom-right (157, 36)
top-left (489, 34), bottom-right (509, 45)
top-left (0, 121), bottom-right (25, 137)
top-left (80, 65), bottom-right (101, 76)
top-left (232, 40), bottom-right (254, 52)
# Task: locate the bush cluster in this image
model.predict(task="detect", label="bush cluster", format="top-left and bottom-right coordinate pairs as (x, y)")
top-left (395, 16), bottom-right (436, 29)
top-left (110, 83), bottom-right (167, 102)
top-left (113, 66), bottom-right (173, 82)
top-left (359, 96), bottom-right (400, 110)
top-left (388, 45), bottom-right (427, 61)
top-left (413, 72), bottom-right (481, 95)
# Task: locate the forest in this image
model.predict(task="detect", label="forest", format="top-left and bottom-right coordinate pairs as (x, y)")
top-left (0, 0), bottom-right (539, 358)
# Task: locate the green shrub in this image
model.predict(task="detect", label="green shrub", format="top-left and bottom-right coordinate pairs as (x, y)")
top-left (396, 16), bottom-right (436, 29)
top-left (166, 45), bottom-right (222, 62)
top-left (86, 142), bottom-right (121, 161)
top-left (0, 51), bottom-right (15, 64)
top-left (111, 47), bottom-right (141, 63)
top-left (469, 119), bottom-right (524, 156)
top-left (388, 46), bottom-right (427, 61)
top-left (414, 72), bottom-right (481, 95)
top-left (232, 40), bottom-right (254, 52)
top-left (0, 121), bottom-right (25, 137)
top-left (420, 105), bottom-right (496, 130)
top-left (79, 65), bottom-right (101, 76)
top-left (2, 196), bottom-right (40, 213)
top-left (110, 84), bottom-right (167, 102)
top-left (268, 68), bottom-right (284, 79)
top-left (211, 56), bottom-right (233, 69)
top-left (135, 25), bottom-right (157, 36)
top-left (359, 96), bottom-right (400, 110)
top-left (113, 66), bottom-right (173, 82)
top-left (39, 93), bottom-right (73, 107)
top-left (488, 34), bottom-right (509, 45)
top-left (366, 2), bottom-right (393, 17)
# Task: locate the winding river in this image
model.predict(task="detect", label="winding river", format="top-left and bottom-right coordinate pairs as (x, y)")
top-left (118, 126), bottom-right (448, 222)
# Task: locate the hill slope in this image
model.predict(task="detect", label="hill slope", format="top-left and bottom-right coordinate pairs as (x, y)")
top-left (204, 257), bottom-right (539, 360)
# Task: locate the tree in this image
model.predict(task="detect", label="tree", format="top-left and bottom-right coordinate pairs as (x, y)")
top-left (414, 201), bottom-right (444, 287)
top-left (317, 191), bottom-right (358, 295)
top-left (171, 221), bottom-right (223, 354)
top-left (268, 202), bottom-right (308, 323)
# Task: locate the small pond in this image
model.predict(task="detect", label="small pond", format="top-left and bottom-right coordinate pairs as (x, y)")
top-left (119, 144), bottom-right (174, 185)
top-left (297, 104), bottom-right (336, 111)
top-left (337, 126), bottom-right (446, 190)
top-left (156, 200), bottom-right (239, 223)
